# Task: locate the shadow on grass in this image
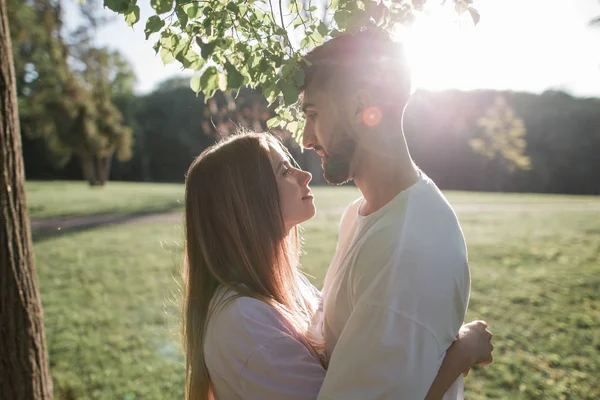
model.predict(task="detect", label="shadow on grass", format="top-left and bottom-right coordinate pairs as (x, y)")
top-left (31, 202), bottom-right (183, 243)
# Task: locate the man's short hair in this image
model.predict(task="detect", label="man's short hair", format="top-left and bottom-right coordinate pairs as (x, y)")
top-left (301, 29), bottom-right (411, 105)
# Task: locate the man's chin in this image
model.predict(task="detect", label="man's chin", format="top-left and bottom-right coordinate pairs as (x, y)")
top-left (322, 157), bottom-right (352, 185)
top-left (324, 173), bottom-right (351, 185)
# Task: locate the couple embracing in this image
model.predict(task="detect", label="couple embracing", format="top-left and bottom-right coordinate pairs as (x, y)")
top-left (181, 29), bottom-right (494, 400)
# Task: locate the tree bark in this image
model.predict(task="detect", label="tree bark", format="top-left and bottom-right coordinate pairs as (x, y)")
top-left (96, 154), bottom-right (112, 186)
top-left (79, 152), bottom-right (97, 186)
top-left (0, 0), bottom-right (53, 397)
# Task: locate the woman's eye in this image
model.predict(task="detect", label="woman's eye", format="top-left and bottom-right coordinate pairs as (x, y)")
top-left (307, 113), bottom-right (317, 121)
top-left (283, 168), bottom-right (291, 176)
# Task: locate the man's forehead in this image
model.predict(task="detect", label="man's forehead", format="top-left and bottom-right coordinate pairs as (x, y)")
top-left (301, 87), bottom-right (323, 111)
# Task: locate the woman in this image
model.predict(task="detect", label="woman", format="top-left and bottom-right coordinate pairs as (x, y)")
top-left (182, 131), bottom-right (492, 400)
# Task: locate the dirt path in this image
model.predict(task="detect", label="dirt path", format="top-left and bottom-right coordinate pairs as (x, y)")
top-left (30, 212), bottom-right (183, 233)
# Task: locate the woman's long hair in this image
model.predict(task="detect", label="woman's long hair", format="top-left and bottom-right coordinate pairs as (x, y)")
top-left (182, 132), bottom-right (322, 400)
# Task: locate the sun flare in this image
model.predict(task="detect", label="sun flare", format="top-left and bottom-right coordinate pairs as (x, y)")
top-left (395, 3), bottom-right (484, 92)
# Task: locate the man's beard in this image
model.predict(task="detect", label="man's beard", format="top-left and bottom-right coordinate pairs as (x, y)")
top-left (322, 131), bottom-right (356, 185)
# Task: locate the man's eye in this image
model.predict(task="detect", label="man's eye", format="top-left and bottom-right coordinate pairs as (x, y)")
top-left (307, 113), bottom-right (317, 121)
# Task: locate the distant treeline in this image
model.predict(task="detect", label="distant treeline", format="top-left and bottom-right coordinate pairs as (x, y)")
top-left (404, 89), bottom-right (600, 195)
top-left (23, 81), bottom-right (600, 195)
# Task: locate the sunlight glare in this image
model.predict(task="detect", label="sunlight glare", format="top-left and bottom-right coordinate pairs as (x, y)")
top-left (395, 2), bottom-right (482, 92)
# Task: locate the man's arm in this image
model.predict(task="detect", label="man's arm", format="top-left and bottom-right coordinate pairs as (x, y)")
top-left (425, 320), bottom-right (494, 400)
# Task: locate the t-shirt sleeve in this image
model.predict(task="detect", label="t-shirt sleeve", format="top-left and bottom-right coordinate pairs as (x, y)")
top-left (316, 302), bottom-right (444, 400)
top-left (208, 297), bottom-right (326, 400)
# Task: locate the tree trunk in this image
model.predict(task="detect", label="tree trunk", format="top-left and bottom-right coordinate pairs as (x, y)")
top-left (96, 154), bottom-right (112, 186)
top-left (79, 152), bottom-right (97, 186)
top-left (0, 0), bottom-right (53, 397)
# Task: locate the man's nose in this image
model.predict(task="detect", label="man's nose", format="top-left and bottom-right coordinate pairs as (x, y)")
top-left (302, 124), bottom-right (315, 150)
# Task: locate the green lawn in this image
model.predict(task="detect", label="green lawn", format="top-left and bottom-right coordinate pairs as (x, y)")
top-left (25, 181), bottom-right (184, 219)
top-left (29, 182), bottom-right (600, 399)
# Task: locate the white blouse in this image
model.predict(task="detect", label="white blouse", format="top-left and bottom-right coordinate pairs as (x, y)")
top-left (203, 290), bottom-right (327, 400)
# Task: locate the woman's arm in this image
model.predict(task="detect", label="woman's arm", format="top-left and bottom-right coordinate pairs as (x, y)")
top-left (425, 320), bottom-right (494, 400)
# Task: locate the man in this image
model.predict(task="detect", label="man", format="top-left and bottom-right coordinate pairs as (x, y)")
top-left (301, 29), bottom-right (491, 399)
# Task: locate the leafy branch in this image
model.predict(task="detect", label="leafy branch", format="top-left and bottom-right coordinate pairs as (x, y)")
top-left (105, 0), bottom-right (479, 136)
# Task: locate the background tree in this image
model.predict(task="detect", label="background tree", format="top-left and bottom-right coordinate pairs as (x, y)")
top-left (8, 0), bottom-right (134, 186)
top-left (0, 0), bottom-right (53, 397)
top-left (469, 95), bottom-right (530, 191)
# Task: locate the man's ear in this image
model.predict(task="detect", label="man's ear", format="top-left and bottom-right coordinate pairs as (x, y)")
top-left (351, 89), bottom-right (372, 125)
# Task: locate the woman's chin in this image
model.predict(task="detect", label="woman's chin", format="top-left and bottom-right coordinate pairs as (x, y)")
top-left (298, 206), bottom-right (317, 226)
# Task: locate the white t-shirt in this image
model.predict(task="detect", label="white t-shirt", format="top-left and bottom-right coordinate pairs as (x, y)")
top-left (204, 289), bottom-right (326, 400)
top-left (317, 173), bottom-right (471, 400)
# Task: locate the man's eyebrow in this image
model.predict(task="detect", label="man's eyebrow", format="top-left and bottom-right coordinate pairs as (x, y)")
top-left (302, 102), bottom-right (316, 113)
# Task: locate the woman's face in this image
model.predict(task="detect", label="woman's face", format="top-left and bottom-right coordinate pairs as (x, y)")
top-left (269, 144), bottom-right (316, 231)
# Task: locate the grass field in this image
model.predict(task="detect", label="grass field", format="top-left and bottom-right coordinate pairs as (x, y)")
top-left (27, 181), bottom-right (600, 399)
top-left (25, 181), bottom-right (184, 219)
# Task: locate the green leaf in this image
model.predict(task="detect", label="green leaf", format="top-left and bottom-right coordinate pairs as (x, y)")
top-left (190, 75), bottom-right (201, 94)
top-left (309, 29), bottom-right (324, 45)
top-left (197, 38), bottom-right (219, 60)
top-left (224, 61), bottom-right (244, 90)
top-left (160, 31), bottom-right (177, 49)
top-left (293, 68), bottom-right (305, 88)
top-left (263, 85), bottom-right (281, 104)
top-left (152, 40), bottom-right (161, 55)
top-left (124, 5), bottom-right (140, 26)
top-left (173, 38), bottom-right (189, 58)
top-left (179, 47), bottom-right (204, 70)
top-left (279, 108), bottom-right (293, 121)
top-left (175, 6), bottom-right (188, 28)
top-left (145, 15), bottom-right (165, 39)
top-left (200, 66), bottom-right (220, 99)
top-left (280, 63), bottom-right (292, 79)
top-left (104, 0), bottom-right (130, 13)
top-left (267, 116), bottom-right (281, 128)
top-left (160, 47), bottom-right (175, 64)
top-left (334, 10), bottom-right (350, 30)
top-left (226, 2), bottom-right (239, 13)
top-left (151, 0), bottom-right (173, 15)
top-left (317, 21), bottom-right (328, 38)
top-left (279, 80), bottom-right (299, 105)
top-left (292, 16), bottom-right (304, 29)
top-left (287, 0), bottom-right (297, 13)
top-left (202, 17), bottom-right (212, 33)
top-left (274, 26), bottom-right (288, 36)
top-left (290, 118), bottom-right (305, 140)
top-left (183, 3), bottom-right (201, 19)
top-left (248, 54), bottom-right (259, 69)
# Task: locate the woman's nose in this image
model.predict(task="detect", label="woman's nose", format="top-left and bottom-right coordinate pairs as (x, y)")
top-left (299, 170), bottom-right (312, 186)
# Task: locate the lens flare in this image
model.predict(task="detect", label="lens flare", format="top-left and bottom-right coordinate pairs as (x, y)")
top-left (362, 106), bottom-right (383, 127)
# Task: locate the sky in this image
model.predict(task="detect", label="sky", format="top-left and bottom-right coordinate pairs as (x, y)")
top-left (63, 0), bottom-right (600, 97)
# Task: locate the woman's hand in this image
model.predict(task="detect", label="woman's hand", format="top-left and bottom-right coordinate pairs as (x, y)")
top-left (455, 320), bottom-right (494, 376)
